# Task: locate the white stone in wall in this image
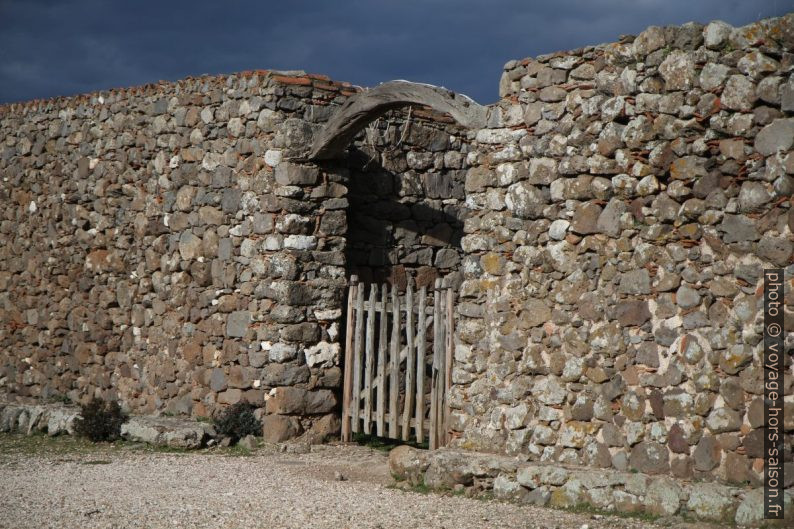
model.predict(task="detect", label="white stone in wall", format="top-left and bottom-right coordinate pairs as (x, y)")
top-left (703, 20), bottom-right (732, 49)
top-left (264, 149), bottom-right (282, 167)
top-left (304, 341), bottom-right (339, 367)
top-left (491, 143), bottom-right (522, 163)
top-left (314, 309), bottom-right (342, 321)
top-left (200, 107), bottom-right (214, 124)
top-left (189, 128), bottom-right (203, 144)
top-left (283, 235), bottom-right (317, 250)
top-left (269, 343), bottom-right (298, 363)
top-left (240, 238), bottom-right (258, 258)
top-left (263, 235), bottom-right (282, 251)
top-left (201, 152), bottom-right (222, 171)
top-left (636, 175), bottom-right (660, 196)
top-left (475, 128), bottom-right (525, 145)
top-left (548, 219), bottom-right (569, 241)
top-left (328, 322), bottom-right (339, 342)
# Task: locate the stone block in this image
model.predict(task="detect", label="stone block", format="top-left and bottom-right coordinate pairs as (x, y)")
top-left (275, 163), bottom-right (319, 185)
top-left (226, 311), bottom-right (251, 338)
top-left (265, 387), bottom-right (336, 415)
top-left (261, 414), bottom-right (302, 443)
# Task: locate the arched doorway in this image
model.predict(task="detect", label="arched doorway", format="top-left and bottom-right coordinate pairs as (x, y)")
top-left (307, 81), bottom-right (486, 447)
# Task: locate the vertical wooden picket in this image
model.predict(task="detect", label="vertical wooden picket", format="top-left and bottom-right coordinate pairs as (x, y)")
top-left (389, 283), bottom-right (400, 438)
top-left (351, 282), bottom-right (364, 434)
top-left (429, 279), bottom-right (441, 450)
top-left (342, 276), bottom-right (357, 442)
top-left (401, 280), bottom-right (414, 441)
top-left (415, 286), bottom-right (427, 444)
top-left (445, 285), bottom-right (454, 446)
top-left (363, 284), bottom-right (376, 434)
top-left (376, 283), bottom-right (388, 436)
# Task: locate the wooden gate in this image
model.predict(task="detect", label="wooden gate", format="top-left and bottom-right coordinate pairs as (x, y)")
top-left (341, 275), bottom-right (453, 449)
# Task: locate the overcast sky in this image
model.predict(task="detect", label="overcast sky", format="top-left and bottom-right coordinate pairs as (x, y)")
top-left (0, 0), bottom-right (791, 105)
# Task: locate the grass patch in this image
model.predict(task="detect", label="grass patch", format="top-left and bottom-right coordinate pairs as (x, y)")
top-left (0, 432), bottom-right (253, 459)
top-left (450, 487), bottom-right (467, 497)
top-left (0, 432), bottom-right (107, 458)
top-left (410, 482), bottom-right (431, 494)
top-left (386, 475), bottom-right (433, 495)
top-left (221, 444), bottom-right (255, 457)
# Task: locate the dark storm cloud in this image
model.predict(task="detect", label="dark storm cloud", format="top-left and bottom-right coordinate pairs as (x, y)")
top-left (0, 0), bottom-right (790, 104)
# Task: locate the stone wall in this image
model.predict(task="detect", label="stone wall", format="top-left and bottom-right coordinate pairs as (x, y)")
top-left (0, 70), bottom-right (361, 440)
top-left (0, 69), bottom-right (469, 443)
top-left (390, 445), bottom-right (794, 526)
top-left (450, 14), bottom-right (794, 485)
top-left (345, 109), bottom-right (469, 289)
top-left (1, 9), bottom-right (793, 487)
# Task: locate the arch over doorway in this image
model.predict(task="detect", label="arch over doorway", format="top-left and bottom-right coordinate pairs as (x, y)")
top-left (307, 80), bottom-right (487, 161)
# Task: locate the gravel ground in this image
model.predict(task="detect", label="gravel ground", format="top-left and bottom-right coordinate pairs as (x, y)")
top-left (0, 434), bottom-right (727, 529)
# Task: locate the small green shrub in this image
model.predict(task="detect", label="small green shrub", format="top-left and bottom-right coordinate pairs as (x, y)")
top-left (212, 401), bottom-right (262, 443)
top-left (74, 398), bottom-right (128, 442)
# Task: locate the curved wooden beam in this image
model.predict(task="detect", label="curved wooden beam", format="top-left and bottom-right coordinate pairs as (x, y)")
top-left (307, 81), bottom-right (487, 161)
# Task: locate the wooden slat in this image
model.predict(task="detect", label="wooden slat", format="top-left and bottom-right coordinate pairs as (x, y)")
top-left (363, 283), bottom-right (376, 435)
top-left (341, 276), bottom-right (358, 442)
top-left (355, 410), bottom-right (429, 431)
top-left (445, 286), bottom-right (454, 446)
top-left (351, 282), bottom-right (365, 434)
top-left (376, 283), bottom-right (388, 436)
top-left (401, 279), bottom-right (415, 441)
top-left (368, 314), bottom-right (433, 378)
top-left (415, 286), bottom-right (427, 444)
top-left (437, 283), bottom-right (447, 447)
top-left (429, 279), bottom-right (441, 450)
top-left (359, 314), bottom-right (432, 397)
top-left (389, 283), bottom-right (400, 438)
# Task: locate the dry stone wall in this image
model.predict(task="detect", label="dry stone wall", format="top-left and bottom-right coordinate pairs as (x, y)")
top-left (0, 69), bottom-right (469, 444)
top-left (0, 71), bottom-right (360, 440)
top-left (344, 110), bottom-right (470, 289)
top-left (451, 14), bottom-right (794, 486)
top-left (1, 9), bottom-right (793, 489)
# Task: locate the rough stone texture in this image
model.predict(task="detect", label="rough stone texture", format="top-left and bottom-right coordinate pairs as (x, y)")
top-left (0, 72), bottom-right (359, 435)
top-left (390, 446), bottom-right (784, 525)
top-left (755, 118), bottom-right (794, 156)
top-left (0, 400), bottom-right (217, 449)
top-left (452, 12), bottom-right (794, 489)
top-left (0, 69), bottom-right (473, 438)
top-left (388, 445), bottom-right (430, 486)
top-left (0, 402), bottom-right (80, 437)
top-left (1, 13), bottom-right (794, 494)
top-left (260, 414), bottom-right (302, 443)
top-left (687, 483), bottom-right (738, 523)
top-left (121, 416), bottom-right (217, 449)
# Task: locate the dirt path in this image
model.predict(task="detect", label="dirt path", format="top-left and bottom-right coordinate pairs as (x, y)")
top-left (0, 434), bottom-right (723, 529)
